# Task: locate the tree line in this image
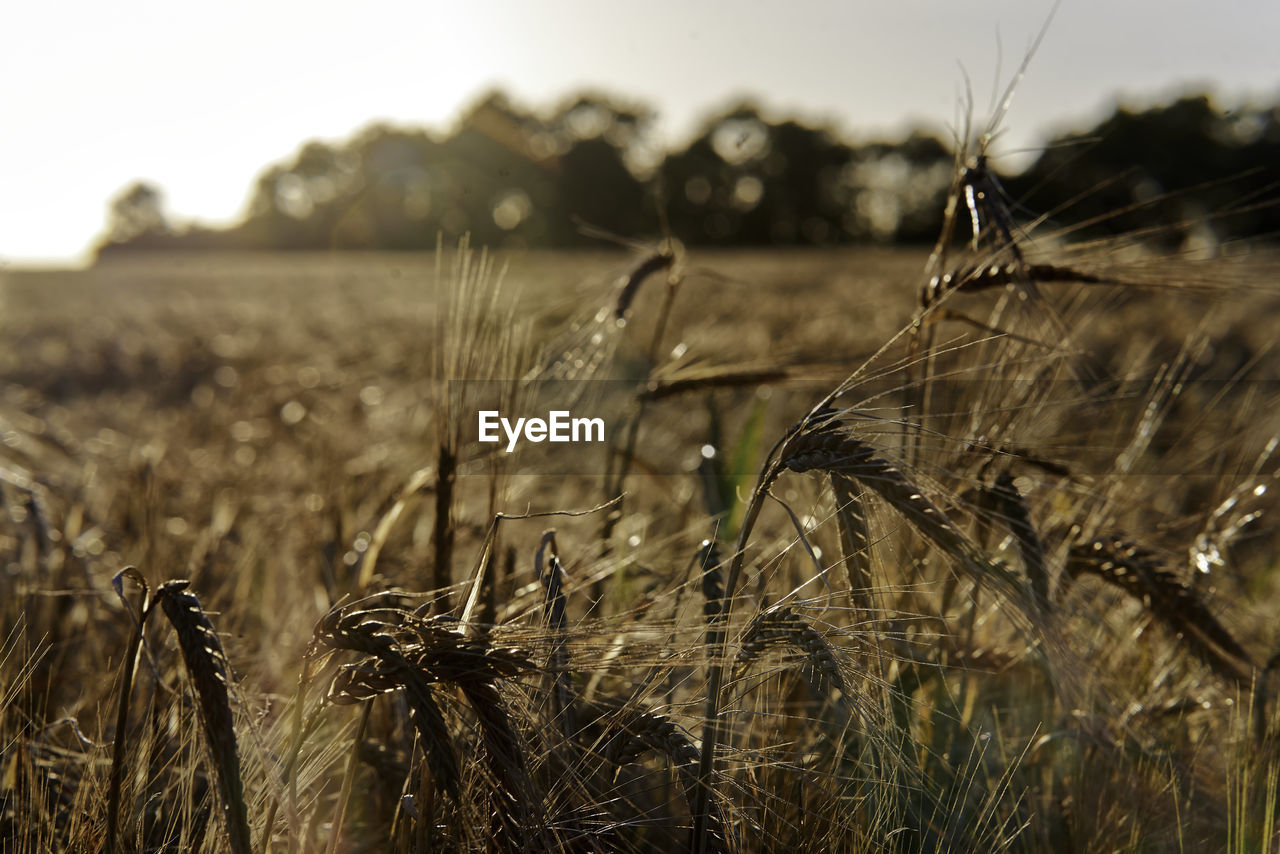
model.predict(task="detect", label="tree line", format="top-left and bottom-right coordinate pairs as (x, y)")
top-left (98, 89), bottom-right (1280, 256)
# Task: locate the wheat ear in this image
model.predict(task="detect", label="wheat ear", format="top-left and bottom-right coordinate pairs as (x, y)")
top-left (1065, 534), bottom-right (1253, 684)
top-left (155, 580), bottom-right (252, 854)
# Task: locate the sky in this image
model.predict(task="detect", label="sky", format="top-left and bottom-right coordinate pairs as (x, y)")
top-left (2, 1), bottom-right (1278, 266)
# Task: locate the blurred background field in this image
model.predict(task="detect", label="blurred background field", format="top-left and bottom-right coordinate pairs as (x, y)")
top-left (4, 241), bottom-right (1280, 849)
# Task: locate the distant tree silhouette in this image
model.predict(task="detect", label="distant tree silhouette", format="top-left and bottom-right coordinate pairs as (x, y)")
top-left (839, 132), bottom-right (952, 243)
top-left (226, 90), bottom-right (658, 250)
top-left (659, 103), bottom-right (951, 246)
top-left (662, 102), bottom-right (855, 246)
top-left (432, 91), bottom-right (561, 246)
top-left (104, 182), bottom-right (170, 244)
top-left (1007, 95), bottom-right (1280, 246)
top-left (543, 93), bottom-right (657, 240)
top-left (93, 87), bottom-right (1280, 260)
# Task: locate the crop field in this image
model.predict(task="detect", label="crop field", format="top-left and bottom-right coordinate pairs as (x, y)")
top-left (4, 182), bottom-right (1280, 850)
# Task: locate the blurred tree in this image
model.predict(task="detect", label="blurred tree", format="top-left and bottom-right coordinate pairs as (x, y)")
top-left (661, 102), bottom-right (779, 245)
top-left (1007, 95), bottom-right (1280, 247)
top-left (838, 132), bottom-right (952, 243)
top-left (347, 126), bottom-right (443, 249)
top-left (432, 90), bottom-right (559, 247)
top-left (755, 118), bottom-right (855, 245)
top-left (544, 93), bottom-right (656, 242)
top-left (660, 103), bottom-right (860, 246)
top-left (104, 181), bottom-right (170, 244)
top-left (94, 87), bottom-right (1280, 259)
top-left (659, 117), bottom-right (737, 244)
top-left (554, 137), bottom-right (649, 241)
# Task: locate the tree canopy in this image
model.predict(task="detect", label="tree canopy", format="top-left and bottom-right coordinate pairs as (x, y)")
top-left (96, 89), bottom-right (1280, 257)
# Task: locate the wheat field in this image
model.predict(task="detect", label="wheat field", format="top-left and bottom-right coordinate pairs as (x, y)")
top-left (4, 152), bottom-right (1280, 853)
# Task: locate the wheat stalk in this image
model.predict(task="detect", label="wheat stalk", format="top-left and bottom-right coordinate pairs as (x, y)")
top-left (155, 580), bottom-right (252, 854)
top-left (830, 476), bottom-right (875, 616)
top-left (106, 567), bottom-right (151, 854)
top-left (614, 247), bottom-right (677, 321)
top-left (923, 261), bottom-right (1123, 308)
top-left (987, 473), bottom-right (1050, 604)
top-left (1065, 534), bottom-right (1253, 684)
top-left (314, 604), bottom-right (537, 841)
top-left (640, 364), bottom-right (791, 402)
top-left (783, 422), bottom-right (1035, 611)
top-left (589, 698), bottom-right (731, 853)
top-left (536, 530), bottom-right (576, 737)
top-left (697, 539), bottom-right (724, 623)
top-left (733, 606), bottom-right (847, 701)
top-left (317, 609), bottom-right (458, 799)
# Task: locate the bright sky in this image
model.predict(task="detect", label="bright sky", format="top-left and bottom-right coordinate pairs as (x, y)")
top-left (3, 0), bottom-right (1277, 266)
